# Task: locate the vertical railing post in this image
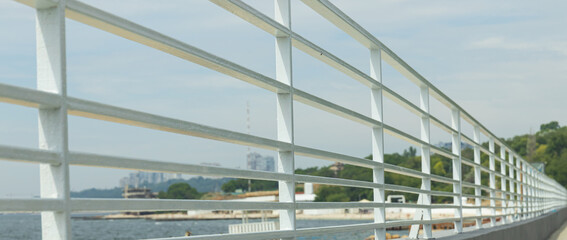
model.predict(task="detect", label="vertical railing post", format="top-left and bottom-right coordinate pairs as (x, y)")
top-left (508, 152), bottom-right (515, 222)
top-left (528, 165), bottom-right (533, 218)
top-left (515, 155), bottom-right (522, 220)
top-left (541, 179), bottom-right (545, 212)
top-left (488, 138), bottom-right (496, 226)
top-left (544, 175), bottom-right (547, 212)
top-left (520, 162), bottom-right (524, 219)
top-left (533, 168), bottom-right (538, 216)
top-left (531, 168), bottom-right (535, 217)
top-left (537, 171), bottom-right (542, 215)
top-left (419, 86), bottom-right (432, 238)
top-left (499, 146), bottom-right (507, 224)
top-left (547, 182), bottom-right (551, 210)
top-left (370, 49), bottom-right (386, 240)
top-left (36, 1), bottom-right (71, 239)
top-left (546, 181), bottom-right (550, 211)
top-left (525, 164), bottom-right (530, 218)
top-left (540, 173), bottom-right (544, 215)
top-left (547, 181), bottom-right (550, 211)
top-left (535, 169), bottom-right (540, 215)
top-left (535, 172), bottom-right (539, 216)
top-left (472, 126), bottom-right (482, 228)
top-left (543, 182), bottom-right (550, 210)
top-left (274, 0), bottom-right (295, 235)
top-left (545, 176), bottom-right (548, 212)
top-left (451, 109), bottom-right (463, 233)
top-left (549, 183), bottom-right (552, 210)
top-left (524, 161), bottom-right (532, 218)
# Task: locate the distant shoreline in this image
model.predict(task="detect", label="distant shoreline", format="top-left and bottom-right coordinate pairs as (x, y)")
top-left (73, 212), bottom-right (377, 221)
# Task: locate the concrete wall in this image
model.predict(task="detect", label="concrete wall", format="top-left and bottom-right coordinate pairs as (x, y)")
top-left (438, 207), bottom-right (567, 240)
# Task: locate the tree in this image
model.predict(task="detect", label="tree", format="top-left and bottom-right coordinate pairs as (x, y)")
top-left (432, 161), bottom-right (446, 176)
top-left (505, 123), bottom-right (567, 188)
top-left (546, 129), bottom-right (567, 157)
top-left (315, 186), bottom-right (349, 202)
top-left (403, 147), bottom-right (417, 157)
top-left (540, 121), bottom-right (560, 132)
top-left (158, 183), bottom-right (201, 199)
top-left (221, 179), bottom-right (248, 193)
top-left (526, 132), bottom-right (537, 162)
top-left (221, 179), bottom-right (277, 193)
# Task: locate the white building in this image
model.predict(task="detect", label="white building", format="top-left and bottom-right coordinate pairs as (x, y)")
top-left (247, 152), bottom-right (275, 172)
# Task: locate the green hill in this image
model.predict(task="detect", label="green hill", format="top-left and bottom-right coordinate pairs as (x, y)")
top-left (71, 177), bottom-right (232, 198)
top-left (505, 121), bottom-right (567, 187)
top-left (294, 121), bottom-right (567, 203)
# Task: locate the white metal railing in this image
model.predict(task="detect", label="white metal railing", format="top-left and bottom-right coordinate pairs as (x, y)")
top-left (1, 0), bottom-right (566, 239)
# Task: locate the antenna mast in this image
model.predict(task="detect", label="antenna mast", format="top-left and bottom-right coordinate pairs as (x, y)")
top-left (246, 102), bottom-right (252, 192)
top-left (247, 101), bottom-right (251, 154)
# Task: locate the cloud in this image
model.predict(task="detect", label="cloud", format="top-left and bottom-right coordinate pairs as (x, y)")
top-left (469, 37), bottom-right (567, 58)
top-left (549, 42), bottom-right (567, 56)
top-left (469, 37), bottom-right (535, 50)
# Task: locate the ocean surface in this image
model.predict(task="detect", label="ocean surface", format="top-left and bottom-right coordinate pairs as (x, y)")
top-left (0, 214), bottom-right (408, 240)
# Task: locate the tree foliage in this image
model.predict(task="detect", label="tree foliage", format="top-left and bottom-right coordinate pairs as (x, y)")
top-left (506, 121), bottom-right (567, 187)
top-left (221, 179), bottom-right (277, 193)
top-left (71, 177), bottom-right (231, 198)
top-left (303, 149), bottom-right (454, 203)
top-left (315, 185), bottom-right (350, 202)
top-left (301, 121), bottom-right (567, 203)
top-left (540, 121), bottom-right (560, 132)
top-left (217, 121), bottom-right (567, 203)
top-left (158, 183), bottom-right (201, 199)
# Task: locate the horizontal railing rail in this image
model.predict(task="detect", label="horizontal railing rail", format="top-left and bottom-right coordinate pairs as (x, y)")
top-left (2, 0), bottom-right (566, 239)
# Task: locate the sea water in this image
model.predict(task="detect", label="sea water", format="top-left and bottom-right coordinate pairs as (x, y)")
top-left (0, 214), bottom-right (408, 240)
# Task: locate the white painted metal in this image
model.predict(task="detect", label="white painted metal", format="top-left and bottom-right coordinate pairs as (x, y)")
top-left (0, 83), bottom-right (62, 108)
top-left (516, 154), bottom-right (523, 220)
top-left (149, 230), bottom-right (296, 240)
top-left (71, 199), bottom-right (291, 212)
top-left (489, 138), bottom-right (496, 226)
top-left (0, 199), bottom-right (65, 212)
top-left (67, 97), bottom-right (292, 151)
top-left (69, 152), bottom-right (293, 182)
top-left (472, 125), bottom-right (482, 228)
top-left (516, 156), bottom-right (526, 220)
top-left (525, 162), bottom-right (530, 219)
top-left (229, 221), bottom-right (277, 234)
top-left (527, 163), bottom-right (532, 218)
top-left (409, 195), bottom-right (424, 238)
top-left (370, 48), bottom-right (386, 240)
top-left (451, 108), bottom-right (463, 233)
top-left (419, 86), bottom-right (433, 238)
top-left (508, 152), bottom-right (516, 222)
top-left (500, 146), bottom-right (508, 224)
top-left (1, 0), bottom-right (566, 239)
top-left (0, 145), bottom-right (60, 165)
top-left (36, 1), bottom-right (71, 239)
top-left (295, 174), bottom-right (379, 189)
top-left (409, 86), bottom-right (434, 239)
top-left (274, 0), bottom-right (295, 235)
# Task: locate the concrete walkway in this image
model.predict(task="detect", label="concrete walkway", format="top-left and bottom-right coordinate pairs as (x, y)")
top-left (548, 220), bottom-right (567, 240)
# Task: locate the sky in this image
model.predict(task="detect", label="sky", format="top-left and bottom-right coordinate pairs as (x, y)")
top-left (0, 0), bottom-right (566, 197)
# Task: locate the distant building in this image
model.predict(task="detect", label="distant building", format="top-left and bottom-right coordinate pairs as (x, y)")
top-left (119, 171), bottom-right (185, 188)
top-left (296, 183), bottom-right (316, 202)
top-left (122, 187), bottom-right (157, 199)
top-left (247, 152), bottom-right (275, 172)
top-left (329, 162), bottom-right (344, 176)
